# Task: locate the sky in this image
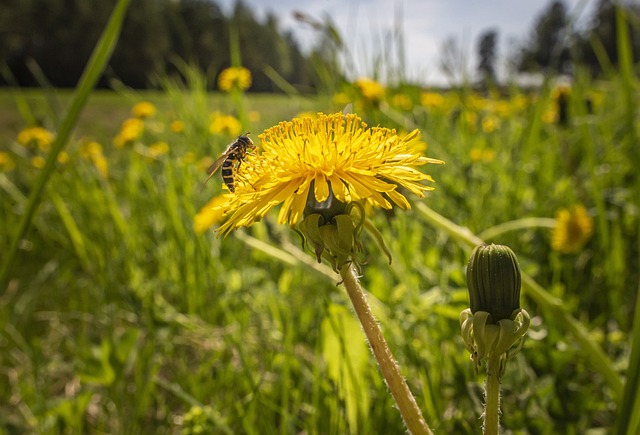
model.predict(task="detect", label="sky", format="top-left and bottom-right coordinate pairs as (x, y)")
top-left (216, 0), bottom-right (598, 86)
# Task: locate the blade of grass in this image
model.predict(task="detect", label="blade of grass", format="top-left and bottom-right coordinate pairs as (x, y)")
top-left (0, 0), bottom-right (131, 293)
top-left (614, 7), bottom-right (640, 432)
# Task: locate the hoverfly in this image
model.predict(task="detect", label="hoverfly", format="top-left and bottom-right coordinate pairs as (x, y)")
top-left (205, 133), bottom-right (255, 192)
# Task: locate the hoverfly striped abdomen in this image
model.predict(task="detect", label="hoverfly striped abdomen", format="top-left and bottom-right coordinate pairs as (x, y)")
top-left (206, 134), bottom-right (254, 193)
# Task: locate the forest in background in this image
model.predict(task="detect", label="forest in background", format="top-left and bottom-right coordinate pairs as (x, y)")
top-left (1, 0), bottom-right (639, 92)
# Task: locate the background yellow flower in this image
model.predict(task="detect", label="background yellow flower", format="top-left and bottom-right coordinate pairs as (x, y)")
top-left (552, 205), bottom-right (593, 253)
top-left (217, 66), bottom-right (252, 92)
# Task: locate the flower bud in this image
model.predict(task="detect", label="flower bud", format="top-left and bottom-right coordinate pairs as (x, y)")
top-left (466, 244), bottom-right (521, 323)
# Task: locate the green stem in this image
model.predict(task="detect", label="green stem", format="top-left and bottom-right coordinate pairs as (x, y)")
top-left (477, 217), bottom-right (556, 242)
top-left (339, 263), bottom-right (432, 435)
top-left (484, 354), bottom-right (501, 435)
top-left (415, 203), bottom-right (624, 397)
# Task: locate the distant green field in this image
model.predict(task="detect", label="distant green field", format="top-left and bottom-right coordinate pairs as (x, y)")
top-left (0, 89), bottom-right (328, 140)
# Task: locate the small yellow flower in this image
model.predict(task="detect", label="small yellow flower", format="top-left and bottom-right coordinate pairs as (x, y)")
top-left (420, 92), bottom-right (445, 109)
top-left (170, 120), bottom-right (185, 133)
top-left (391, 93), bottom-right (412, 110)
top-left (80, 141), bottom-right (109, 177)
top-left (148, 141), bottom-right (170, 158)
top-left (17, 126), bottom-right (55, 150)
top-left (194, 195), bottom-right (231, 234)
top-left (114, 118), bottom-right (144, 148)
top-left (205, 112), bottom-right (443, 235)
top-left (542, 107), bottom-right (557, 124)
top-left (482, 116), bottom-right (500, 134)
top-left (31, 155), bottom-right (46, 169)
top-left (217, 66), bottom-right (252, 92)
top-left (332, 92), bottom-right (351, 107)
top-left (199, 156), bottom-right (214, 173)
top-left (354, 77), bottom-right (385, 102)
top-left (0, 152), bottom-right (16, 171)
top-left (131, 101), bottom-right (157, 119)
top-left (181, 151), bottom-right (196, 165)
top-left (551, 205), bottom-right (593, 253)
top-left (209, 113), bottom-right (242, 137)
top-left (295, 111), bottom-right (317, 120)
top-left (248, 111), bottom-right (261, 123)
top-left (463, 111), bottom-right (478, 129)
top-left (57, 151), bottom-right (69, 164)
top-left (80, 141), bottom-right (103, 158)
top-left (470, 148), bottom-right (483, 162)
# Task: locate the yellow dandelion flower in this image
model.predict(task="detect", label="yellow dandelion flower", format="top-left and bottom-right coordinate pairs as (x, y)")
top-left (511, 93), bottom-right (529, 110)
top-left (181, 151), bottom-right (196, 165)
top-left (332, 92), bottom-right (351, 107)
top-left (248, 110), bottom-right (261, 123)
top-left (199, 156), bottom-right (215, 173)
top-left (391, 93), bottom-right (413, 110)
top-left (114, 118), bottom-right (144, 148)
top-left (551, 205), bottom-right (593, 254)
top-left (217, 66), bottom-right (252, 92)
top-left (542, 106), bottom-right (557, 124)
top-left (481, 116), bottom-right (499, 134)
top-left (131, 101), bottom-right (157, 119)
top-left (470, 148), bottom-right (483, 162)
top-left (0, 152), bottom-right (16, 171)
top-left (550, 84), bottom-right (571, 101)
top-left (57, 151), bottom-right (69, 164)
top-left (170, 120), bottom-right (185, 133)
top-left (31, 155), bottom-right (46, 169)
top-left (482, 149), bottom-right (495, 162)
top-left (80, 141), bottom-right (109, 177)
top-left (354, 77), bottom-right (385, 102)
top-left (149, 141), bottom-right (170, 158)
top-left (80, 141), bottom-right (103, 158)
top-left (463, 111), bottom-right (478, 130)
top-left (420, 92), bottom-right (445, 109)
top-left (207, 112), bottom-right (443, 235)
top-left (17, 126), bottom-right (55, 150)
top-left (209, 113), bottom-right (242, 137)
top-left (194, 194), bottom-right (231, 234)
top-left (295, 111), bottom-right (317, 120)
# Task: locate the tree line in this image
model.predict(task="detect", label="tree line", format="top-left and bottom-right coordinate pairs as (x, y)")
top-left (1, 0), bottom-right (638, 92)
top-left (0, 0), bottom-right (319, 92)
top-left (476, 0), bottom-right (640, 85)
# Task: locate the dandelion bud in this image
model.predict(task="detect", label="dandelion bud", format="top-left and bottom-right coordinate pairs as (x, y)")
top-left (466, 244), bottom-right (521, 323)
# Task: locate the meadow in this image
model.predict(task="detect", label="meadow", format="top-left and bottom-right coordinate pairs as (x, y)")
top-left (1, 3), bottom-right (640, 435)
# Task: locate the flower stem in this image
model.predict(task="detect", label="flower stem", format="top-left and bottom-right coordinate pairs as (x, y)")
top-left (483, 354), bottom-right (501, 435)
top-left (339, 263), bottom-right (432, 435)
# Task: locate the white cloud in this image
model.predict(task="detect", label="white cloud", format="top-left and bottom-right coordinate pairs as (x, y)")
top-left (216, 0), bottom-right (599, 86)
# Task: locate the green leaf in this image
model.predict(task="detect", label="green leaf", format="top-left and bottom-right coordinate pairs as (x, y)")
top-left (321, 303), bottom-right (371, 434)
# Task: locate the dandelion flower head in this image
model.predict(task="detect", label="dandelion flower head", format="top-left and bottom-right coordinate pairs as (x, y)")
top-left (354, 77), bottom-right (385, 102)
top-left (17, 126), bottom-right (55, 151)
top-left (208, 112), bottom-right (443, 235)
top-left (131, 101), bottom-right (157, 119)
top-left (218, 66), bottom-right (252, 92)
top-left (551, 204), bottom-right (593, 254)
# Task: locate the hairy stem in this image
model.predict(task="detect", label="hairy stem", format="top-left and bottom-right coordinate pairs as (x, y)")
top-left (484, 354), bottom-right (501, 435)
top-left (340, 263), bottom-right (432, 435)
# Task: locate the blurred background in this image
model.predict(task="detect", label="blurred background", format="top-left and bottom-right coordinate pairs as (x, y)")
top-left (1, 0), bottom-right (639, 434)
top-left (3, 0), bottom-right (638, 90)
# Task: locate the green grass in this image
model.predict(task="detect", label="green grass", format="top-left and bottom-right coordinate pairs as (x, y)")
top-left (1, 52), bottom-right (639, 435)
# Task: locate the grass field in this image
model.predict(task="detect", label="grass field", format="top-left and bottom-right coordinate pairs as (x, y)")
top-left (1, 8), bottom-right (640, 435)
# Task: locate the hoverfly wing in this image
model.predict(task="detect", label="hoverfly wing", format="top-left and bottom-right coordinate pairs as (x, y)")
top-left (204, 150), bottom-right (232, 184)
